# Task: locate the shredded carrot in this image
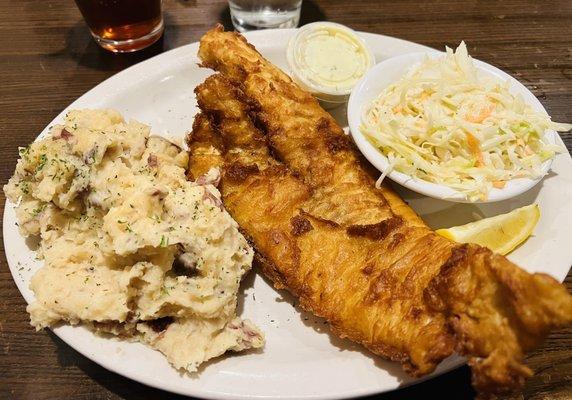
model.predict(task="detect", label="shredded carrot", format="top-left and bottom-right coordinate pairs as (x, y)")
top-left (392, 105), bottom-right (403, 114)
top-left (492, 180), bottom-right (506, 189)
top-left (465, 131), bottom-right (484, 166)
top-left (465, 103), bottom-right (494, 123)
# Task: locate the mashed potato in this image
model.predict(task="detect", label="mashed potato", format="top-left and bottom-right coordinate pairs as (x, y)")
top-left (4, 109), bottom-right (263, 372)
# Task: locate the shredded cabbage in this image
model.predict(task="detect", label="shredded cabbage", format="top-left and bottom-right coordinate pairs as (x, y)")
top-left (361, 42), bottom-right (572, 201)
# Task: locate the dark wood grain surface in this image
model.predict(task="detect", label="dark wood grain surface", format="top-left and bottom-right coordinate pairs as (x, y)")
top-left (1, 1), bottom-right (571, 399)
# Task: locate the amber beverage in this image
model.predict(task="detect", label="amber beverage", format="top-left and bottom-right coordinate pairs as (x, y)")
top-left (74, 0), bottom-right (164, 53)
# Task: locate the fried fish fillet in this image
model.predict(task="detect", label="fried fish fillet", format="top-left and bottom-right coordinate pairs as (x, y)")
top-left (189, 26), bottom-right (572, 395)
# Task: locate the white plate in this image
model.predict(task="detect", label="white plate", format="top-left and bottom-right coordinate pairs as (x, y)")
top-left (3, 29), bottom-right (572, 400)
top-left (347, 51), bottom-right (558, 203)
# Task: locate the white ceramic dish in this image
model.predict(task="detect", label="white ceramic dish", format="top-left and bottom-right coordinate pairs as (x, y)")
top-left (347, 51), bottom-right (559, 203)
top-left (286, 21), bottom-right (374, 104)
top-left (3, 29), bottom-right (572, 400)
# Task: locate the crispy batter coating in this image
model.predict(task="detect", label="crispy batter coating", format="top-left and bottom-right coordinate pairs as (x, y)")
top-left (190, 26), bottom-right (572, 396)
top-left (186, 113), bottom-right (224, 180)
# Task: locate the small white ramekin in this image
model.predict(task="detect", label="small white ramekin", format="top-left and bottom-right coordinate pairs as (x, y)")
top-left (287, 22), bottom-right (375, 107)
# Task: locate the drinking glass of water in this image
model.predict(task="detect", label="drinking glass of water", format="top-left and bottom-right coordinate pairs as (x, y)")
top-left (228, 0), bottom-right (302, 32)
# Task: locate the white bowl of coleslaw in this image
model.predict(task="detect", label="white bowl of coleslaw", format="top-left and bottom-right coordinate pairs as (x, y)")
top-left (347, 43), bottom-right (570, 203)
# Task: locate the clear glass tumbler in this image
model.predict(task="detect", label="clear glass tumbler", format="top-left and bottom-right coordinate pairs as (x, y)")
top-left (74, 0), bottom-right (164, 53)
top-left (228, 0), bottom-right (302, 32)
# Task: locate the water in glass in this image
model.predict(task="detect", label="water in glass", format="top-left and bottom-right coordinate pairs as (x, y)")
top-left (228, 0), bottom-right (302, 32)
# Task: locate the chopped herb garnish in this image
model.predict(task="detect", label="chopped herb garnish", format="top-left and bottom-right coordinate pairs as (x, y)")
top-left (159, 235), bottom-right (169, 247)
top-left (20, 182), bottom-right (29, 195)
top-left (31, 204), bottom-right (46, 215)
top-left (36, 154), bottom-right (48, 172)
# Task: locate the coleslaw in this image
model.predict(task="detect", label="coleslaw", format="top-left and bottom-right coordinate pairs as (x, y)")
top-left (361, 42), bottom-right (571, 201)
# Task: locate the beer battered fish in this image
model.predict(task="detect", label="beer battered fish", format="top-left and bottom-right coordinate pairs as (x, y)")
top-left (187, 26), bottom-right (572, 396)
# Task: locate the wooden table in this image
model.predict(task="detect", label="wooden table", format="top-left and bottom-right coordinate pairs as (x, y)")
top-left (1, 1), bottom-right (571, 399)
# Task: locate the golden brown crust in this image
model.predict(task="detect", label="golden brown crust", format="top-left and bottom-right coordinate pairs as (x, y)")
top-left (190, 74), bottom-right (451, 374)
top-left (191, 28), bottom-right (572, 396)
top-left (346, 217), bottom-right (403, 241)
top-left (426, 244), bottom-right (572, 393)
top-left (186, 113), bottom-right (224, 180)
top-left (290, 215), bottom-right (313, 237)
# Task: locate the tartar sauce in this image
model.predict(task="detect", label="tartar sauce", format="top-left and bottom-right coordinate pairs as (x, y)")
top-left (287, 22), bottom-right (374, 105)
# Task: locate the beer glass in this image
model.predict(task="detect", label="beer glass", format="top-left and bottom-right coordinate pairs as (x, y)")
top-left (74, 0), bottom-right (164, 53)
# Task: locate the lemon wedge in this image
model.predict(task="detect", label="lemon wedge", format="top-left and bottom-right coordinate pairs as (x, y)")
top-left (435, 204), bottom-right (540, 255)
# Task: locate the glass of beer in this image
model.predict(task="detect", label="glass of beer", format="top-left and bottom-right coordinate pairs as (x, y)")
top-left (74, 0), bottom-right (164, 53)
